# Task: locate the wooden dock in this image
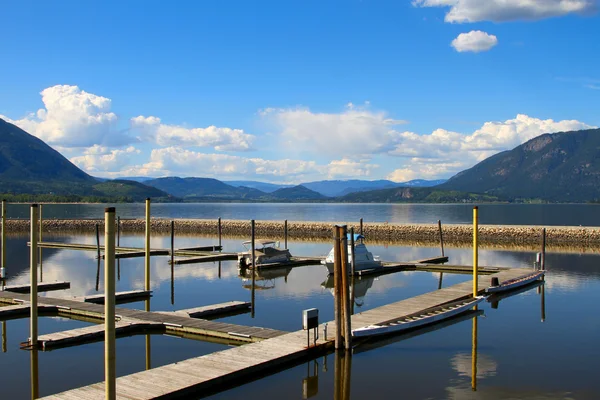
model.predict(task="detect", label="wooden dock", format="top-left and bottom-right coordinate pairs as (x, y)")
top-left (82, 290), bottom-right (152, 305)
top-left (170, 253), bottom-right (237, 265)
top-left (3, 281), bottom-right (71, 293)
top-left (39, 267), bottom-right (537, 400)
top-left (160, 301), bottom-right (251, 319)
top-left (0, 292), bottom-right (286, 345)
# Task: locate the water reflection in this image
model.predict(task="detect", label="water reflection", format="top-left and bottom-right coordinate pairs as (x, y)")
top-left (321, 275), bottom-right (375, 312)
top-left (30, 348), bottom-right (39, 399)
top-left (333, 351), bottom-right (352, 400)
top-left (302, 360), bottom-right (320, 399)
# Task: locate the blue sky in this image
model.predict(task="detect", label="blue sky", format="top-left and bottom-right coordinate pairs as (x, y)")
top-left (1, 0), bottom-right (599, 183)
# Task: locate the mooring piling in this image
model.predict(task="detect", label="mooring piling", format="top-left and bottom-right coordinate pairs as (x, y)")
top-left (541, 228), bottom-right (546, 271)
top-left (251, 219), bottom-right (256, 318)
top-left (284, 220), bottom-right (288, 250)
top-left (340, 226), bottom-right (352, 350)
top-left (359, 218), bottom-right (363, 236)
top-left (170, 220), bottom-right (175, 266)
top-left (95, 223), bottom-right (100, 260)
top-left (438, 220), bottom-right (445, 257)
top-left (145, 198), bottom-right (151, 292)
top-left (350, 227), bottom-right (356, 315)
top-left (1, 199), bottom-right (6, 279)
top-left (473, 207), bottom-right (479, 297)
top-left (218, 217), bottom-right (222, 250)
top-left (104, 207), bottom-right (116, 400)
top-left (333, 226), bottom-right (342, 349)
top-left (30, 204), bottom-right (39, 348)
top-left (117, 216), bottom-right (121, 247)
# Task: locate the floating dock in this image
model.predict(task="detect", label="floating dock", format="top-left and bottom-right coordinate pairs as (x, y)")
top-left (3, 281), bottom-right (71, 293)
top-left (38, 267), bottom-right (536, 399)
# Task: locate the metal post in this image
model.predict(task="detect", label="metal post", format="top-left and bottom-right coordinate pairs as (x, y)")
top-left (340, 226), bottom-right (352, 350)
top-left (95, 223), bottom-right (101, 260)
top-left (438, 219), bottom-right (445, 257)
top-left (30, 204), bottom-right (38, 348)
top-left (541, 228), bottom-right (546, 271)
top-left (145, 198), bottom-right (151, 292)
top-left (218, 217), bottom-right (222, 250)
top-left (359, 218), bottom-right (363, 236)
top-left (1, 199), bottom-right (6, 279)
top-left (333, 226), bottom-right (342, 349)
top-left (251, 220), bottom-right (256, 318)
top-left (104, 207), bottom-right (116, 400)
top-left (473, 207), bottom-right (479, 297)
top-left (284, 220), bottom-right (288, 250)
top-left (39, 205), bottom-right (43, 283)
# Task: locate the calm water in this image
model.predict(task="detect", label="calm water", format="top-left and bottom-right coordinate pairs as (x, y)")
top-left (0, 228), bottom-right (599, 399)
top-left (3, 202), bottom-right (600, 226)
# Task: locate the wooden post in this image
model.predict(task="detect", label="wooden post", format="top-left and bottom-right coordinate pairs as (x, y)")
top-left (218, 217), bottom-right (222, 250)
top-left (1, 199), bottom-right (5, 279)
top-left (471, 308), bottom-right (478, 392)
top-left (30, 204), bottom-right (38, 348)
top-left (541, 228), bottom-right (546, 271)
top-left (95, 223), bottom-right (101, 260)
top-left (117, 216), bottom-right (121, 247)
top-left (170, 220), bottom-right (175, 266)
top-left (437, 220), bottom-right (445, 257)
top-left (251, 220), bottom-right (256, 318)
top-left (473, 207), bottom-right (478, 297)
top-left (333, 226), bottom-right (342, 349)
top-left (349, 228), bottom-right (356, 315)
top-left (541, 282), bottom-right (546, 322)
top-left (359, 218), bottom-right (363, 236)
top-left (284, 220), bottom-right (288, 250)
top-left (38, 204), bottom-right (43, 242)
top-left (39, 205), bottom-right (43, 283)
top-left (145, 198), bottom-right (151, 292)
top-left (340, 226), bottom-right (352, 350)
top-left (104, 207), bottom-right (116, 400)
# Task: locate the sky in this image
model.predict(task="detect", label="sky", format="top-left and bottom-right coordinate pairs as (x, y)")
top-left (1, 0), bottom-right (599, 184)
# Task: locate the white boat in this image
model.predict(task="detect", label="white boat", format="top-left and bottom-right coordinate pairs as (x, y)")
top-left (352, 296), bottom-right (485, 338)
top-left (321, 234), bottom-right (382, 274)
top-left (485, 270), bottom-right (545, 293)
top-left (237, 240), bottom-right (291, 267)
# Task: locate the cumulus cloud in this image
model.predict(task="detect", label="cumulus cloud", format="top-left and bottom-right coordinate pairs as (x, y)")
top-left (413, 0), bottom-right (595, 23)
top-left (131, 115), bottom-right (255, 151)
top-left (386, 114), bottom-right (595, 182)
top-left (70, 145), bottom-right (141, 173)
top-left (260, 104), bottom-right (407, 158)
top-left (0, 85), bottom-right (132, 148)
top-left (451, 31), bottom-right (498, 53)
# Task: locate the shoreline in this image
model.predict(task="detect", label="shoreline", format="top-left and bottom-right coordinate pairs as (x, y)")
top-left (5, 218), bottom-right (600, 247)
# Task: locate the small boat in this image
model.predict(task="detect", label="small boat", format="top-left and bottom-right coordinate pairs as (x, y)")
top-left (321, 234), bottom-right (382, 274)
top-left (485, 270), bottom-right (545, 294)
top-left (352, 296), bottom-right (485, 338)
top-left (237, 239), bottom-right (291, 268)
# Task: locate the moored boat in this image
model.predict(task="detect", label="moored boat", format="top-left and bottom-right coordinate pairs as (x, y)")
top-left (237, 240), bottom-right (291, 267)
top-left (485, 270), bottom-right (545, 293)
top-left (321, 233), bottom-right (382, 274)
top-left (352, 296), bottom-right (485, 338)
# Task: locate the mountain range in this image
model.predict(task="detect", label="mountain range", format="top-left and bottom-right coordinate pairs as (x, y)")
top-left (2, 117), bottom-right (600, 203)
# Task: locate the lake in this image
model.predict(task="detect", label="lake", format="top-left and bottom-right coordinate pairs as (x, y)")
top-left (0, 203), bottom-right (599, 399)
top-left (3, 202), bottom-right (600, 226)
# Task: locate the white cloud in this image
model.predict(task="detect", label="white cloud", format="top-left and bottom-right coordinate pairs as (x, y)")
top-left (70, 145), bottom-right (141, 173)
top-left (0, 85), bottom-right (130, 148)
top-left (260, 104), bottom-right (407, 158)
top-left (386, 114), bottom-right (595, 182)
top-left (327, 158), bottom-right (379, 179)
top-left (413, 0), bottom-right (595, 23)
top-left (451, 31), bottom-right (498, 53)
top-left (131, 115), bottom-right (255, 151)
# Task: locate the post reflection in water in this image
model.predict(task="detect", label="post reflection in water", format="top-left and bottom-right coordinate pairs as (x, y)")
top-left (438, 272), bottom-right (444, 290)
top-left (302, 360), bottom-right (319, 399)
top-left (95, 258), bottom-right (101, 292)
top-left (30, 348), bottom-right (39, 400)
top-left (333, 351), bottom-right (352, 400)
top-left (540, 282), bottom-right (546, 322)
top-left (170, 259), bottom-right (175, 306)
top-left (2, 320), bottom-right (6, 353)
top-left (145, 298), bottom-right (151, 370)
top-left (471, 306), bottom-right (478, 392)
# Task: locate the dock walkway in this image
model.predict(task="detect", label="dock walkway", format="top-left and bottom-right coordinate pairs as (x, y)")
top-left (39, 267), bottom-right (535, 399)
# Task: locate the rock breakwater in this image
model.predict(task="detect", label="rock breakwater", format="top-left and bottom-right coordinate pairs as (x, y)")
top-left (5, 218), bottom-right (600, 247)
